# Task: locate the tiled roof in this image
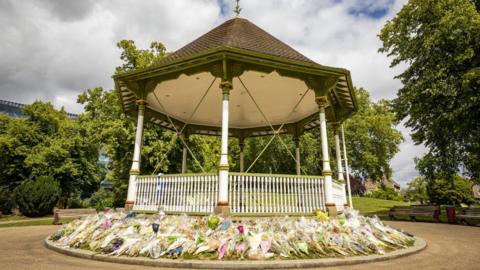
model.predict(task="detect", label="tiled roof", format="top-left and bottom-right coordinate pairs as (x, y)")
top-left (162, 17), bottom-right (315, 64)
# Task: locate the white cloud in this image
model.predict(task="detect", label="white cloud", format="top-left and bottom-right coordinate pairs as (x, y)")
top-left (0, 0), bottom-right (423, 184)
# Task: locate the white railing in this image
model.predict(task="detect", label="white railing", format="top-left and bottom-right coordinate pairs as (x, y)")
top-left (332, 181), bottom-right (346, 212)
top-left (133, 174), bottom-right (218, 212)
top-left (229, 173), bottom-right (325, 214)
top-left (133, 173), bottom-right (326, 215)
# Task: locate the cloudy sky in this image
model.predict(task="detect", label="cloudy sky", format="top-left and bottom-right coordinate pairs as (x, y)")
top-left (0, 0), bottom-right (425, 186)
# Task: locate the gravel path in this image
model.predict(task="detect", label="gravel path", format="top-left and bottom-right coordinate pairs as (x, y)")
top-left (0, 221), bottom-right (479, 270)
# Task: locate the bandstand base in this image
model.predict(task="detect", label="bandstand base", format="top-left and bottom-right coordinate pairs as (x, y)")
top-left (124, 201), bottom-right (134, 212)
top-left (214, 205), bottom-right (231, 217)
top-left (326, 203), bottom-right (337, 217)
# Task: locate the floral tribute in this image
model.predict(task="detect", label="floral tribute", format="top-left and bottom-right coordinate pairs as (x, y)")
top-left (49, 209), bottom-right (415, 260)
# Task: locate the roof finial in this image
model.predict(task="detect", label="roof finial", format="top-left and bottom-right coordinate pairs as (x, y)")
top-left (233, 0), bottom-right (242, 17)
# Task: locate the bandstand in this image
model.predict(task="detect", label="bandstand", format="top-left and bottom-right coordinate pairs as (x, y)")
top-left (113, 17), bottom-right (357, 216)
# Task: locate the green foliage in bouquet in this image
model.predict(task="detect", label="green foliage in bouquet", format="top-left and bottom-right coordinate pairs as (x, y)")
top-left (14, 176), bottom-right (61, 217)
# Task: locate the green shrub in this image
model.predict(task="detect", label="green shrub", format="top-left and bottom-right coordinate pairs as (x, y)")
top-left (90, 188), bottom-right (114, 211)
top-left (0, 186), bottom-right (15, 214)
top-left (67, 195), bottom-right (90, 209)
top-left (367, 187), bottom-right (402, 201)
top-left (427, 175), bottom-right (475, 206)
top-left (14, 176), bottom-right (61, 217)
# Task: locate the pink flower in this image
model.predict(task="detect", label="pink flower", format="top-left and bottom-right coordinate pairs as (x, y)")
top-left (218, 241), bottom-right (227, 259)
top-left (235, 243), bottom-right (246, 254)
top-left (260, 240), bottom-right (271, 255)
top-left (237, 225), bottom-right (244, 234)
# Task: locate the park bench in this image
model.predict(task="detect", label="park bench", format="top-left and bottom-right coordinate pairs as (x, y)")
top-left (410, 205), bottom-right (441, 222)
top-left (389, 205), bottom-right (440, 222)
top-left (456, 207), bottom-right (480, 224)
top-left (52, 208), bottom-right (97, 225)
top-left (388, 206), bottom-right (411, 220)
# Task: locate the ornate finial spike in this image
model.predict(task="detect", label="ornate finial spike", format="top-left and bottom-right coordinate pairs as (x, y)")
top-left (233, 0), bottom-right (242, 17)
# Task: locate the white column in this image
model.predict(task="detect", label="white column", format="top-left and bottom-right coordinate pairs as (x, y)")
top-left (295, 137), bottom-right (301, 175)
top-left (341, 124), bottom-right (353, 208)
top-left (181, 144), bottom-right (187, 174)
top-left (217, 81), bottom-right (232, 208)
top-left (126, 100), bottom-right (146, 207)
top-left (334, 124), bottom-right (347, 206)
top-left (239, 138), bottom-right (245, 173)
top-left (334, 126), bottom-right (344, 181)
top-left (317, 97), bottom-right (334, 207)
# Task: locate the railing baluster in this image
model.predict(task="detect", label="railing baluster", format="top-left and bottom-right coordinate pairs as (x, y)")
top-left (185, 175), bottom-right (190, 212)
top-left (174, 176), bottom-right (180, 212)
top-left (168, 177), bottom-right (173, 211)
top-left (284, 177), bottom-right (293, 212)
top-left (146, 177), bottom-right (152, 211)
top-left (214, 174), bottom-right (219, 211)
top-left (274, 176), bottom-right (278, 213)
top-left (292, 178), bottom-right (301, 212)
top-left (206, 175), bottom-right (210, 213)
top-left (232, 175), bottom-right (240, 213)
top-left (194, 175), bottom-right (199, 212)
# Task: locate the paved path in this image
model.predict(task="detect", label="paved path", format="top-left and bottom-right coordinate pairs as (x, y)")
top-left (0, 221), bottom-right (479, 270)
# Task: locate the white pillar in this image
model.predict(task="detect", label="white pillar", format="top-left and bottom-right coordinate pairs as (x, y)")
top-left (126, 100), bottom-right (146, 208)
top-left (334, 125), bottom-right (344, 181)
top-left (217, 81), bottom-right (232, 210)
top-left (334, 124), bottom-right (347, 206)
top-left (295, 137), bottom-right (301, 175)
top-left (317, 97), bottom-right (334, 209)
top-left (341, 124), bottom-right (353, 208)
top-left (239, 138), bottom-right (245, 173)
top-left (181, 144), bottom-right (187, 174)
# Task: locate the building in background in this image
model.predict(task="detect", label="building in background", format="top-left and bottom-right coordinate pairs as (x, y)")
top-left (364, 179), bottom-right (401, 194)
top-left (0, 99), bottom-right (79, 119)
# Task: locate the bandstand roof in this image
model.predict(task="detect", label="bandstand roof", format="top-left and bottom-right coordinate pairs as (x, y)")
top-left (113, 18), bottom-right (357, 138)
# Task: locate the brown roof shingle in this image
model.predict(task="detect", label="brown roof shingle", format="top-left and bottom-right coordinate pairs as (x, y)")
top-left (162, 17), bottom-right (316, 64)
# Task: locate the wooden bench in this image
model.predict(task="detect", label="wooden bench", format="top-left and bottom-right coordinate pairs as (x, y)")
top-left (389, 205), bottom-right (440, 222)
top-left (389, 206), bottom-right (412, 219)
top-left (53, 208), bottom-right (97, 225)
top-left (410, 205), bottom-right (441, 222)
top-left (456, 207), bottom-right (480, 224)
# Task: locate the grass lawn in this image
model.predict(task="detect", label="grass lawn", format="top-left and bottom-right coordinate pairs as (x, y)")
top-left (0, 218), bottom-right (74, 228)
top-left (352, 196), bottom-right (410, 215)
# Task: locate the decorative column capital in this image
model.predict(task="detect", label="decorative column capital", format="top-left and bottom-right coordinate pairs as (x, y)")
top-left (315, 96), bottom-right (329, 108)
top-left (239, 140), bottom-right (245, 151)
top-left (220, 81), bottom-right (233, 95)
top-left (136, 99), bottom-right (147, 107)
top-left (293, 136), bottom-right (300, 147)
top-left (331, 122), bottom-right (341, 134)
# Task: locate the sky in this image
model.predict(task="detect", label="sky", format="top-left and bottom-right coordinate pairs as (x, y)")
top-left (0, 0), bottom-right (426, 187)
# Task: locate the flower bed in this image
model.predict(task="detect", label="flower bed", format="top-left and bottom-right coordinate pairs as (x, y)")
top-left (49, 209), bottom-right (415, 260)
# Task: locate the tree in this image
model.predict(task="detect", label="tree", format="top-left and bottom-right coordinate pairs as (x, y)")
top-left (379, 0), bottom-right (480, 180)
top-left (427, 175), bottom-right (475, 206)
top-left (0, 102), bottom-right (100, 206)
top-left (115, 40), bottom-right (168, 73)
top-left (342, 88), bottom-right (404, 181)
top-left (77, 87), bottom-right (178, 206)
top-left (14, 176), bottom-right (61, 217)
top-left (76, 40), bottom-right (177, 206)
top-left (406, 176), bottom-right (429, 204)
